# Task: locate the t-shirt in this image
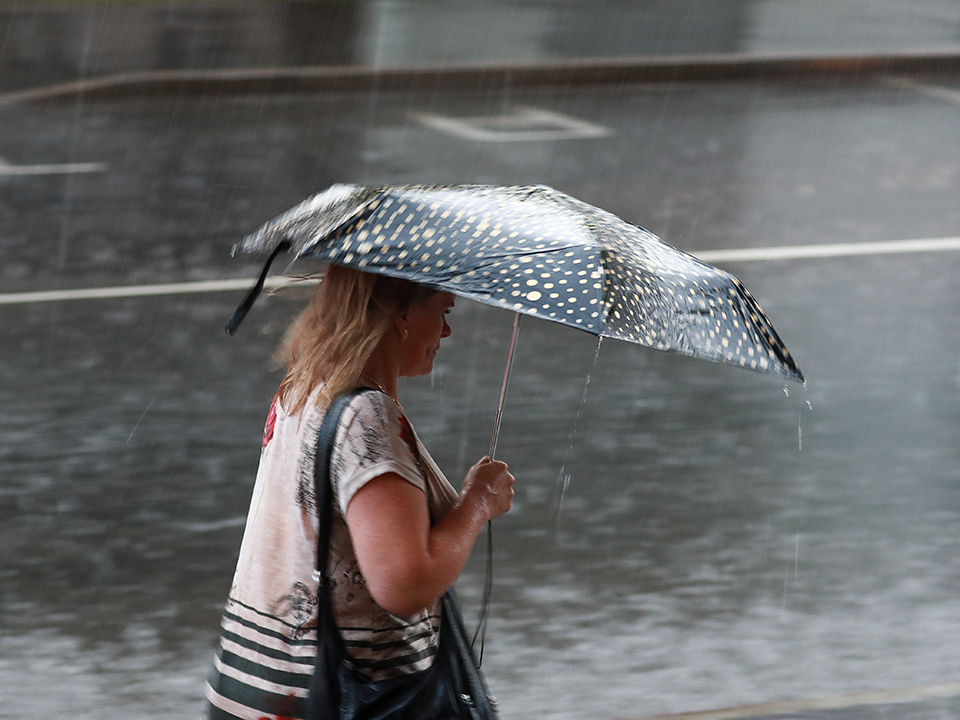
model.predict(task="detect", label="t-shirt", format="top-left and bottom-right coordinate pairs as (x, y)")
top-left (206, 388), bottom-right (458, 720)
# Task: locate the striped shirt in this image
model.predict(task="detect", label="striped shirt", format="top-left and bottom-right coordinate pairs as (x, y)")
top-left (206, 388), bottom-right (458, 720)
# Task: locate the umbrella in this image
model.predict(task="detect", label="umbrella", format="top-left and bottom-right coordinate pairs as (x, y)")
top-left (226, 183), bottom-right (804, 452)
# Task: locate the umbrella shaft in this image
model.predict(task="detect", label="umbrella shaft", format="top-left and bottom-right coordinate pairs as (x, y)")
top-left (488, 312), bottom-right (522, 459)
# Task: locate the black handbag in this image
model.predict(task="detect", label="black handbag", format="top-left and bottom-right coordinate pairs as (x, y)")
top-left (306, 388), bottom-right (498, 720)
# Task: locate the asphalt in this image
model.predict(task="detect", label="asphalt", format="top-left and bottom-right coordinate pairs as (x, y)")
top-left (2, 3), bottom-right (960, 720)
top-left (2, 0), bottom-right (960, 103)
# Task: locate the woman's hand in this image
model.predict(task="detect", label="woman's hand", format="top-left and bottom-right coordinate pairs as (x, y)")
top-left (460, 456), bottom-right (514, 521)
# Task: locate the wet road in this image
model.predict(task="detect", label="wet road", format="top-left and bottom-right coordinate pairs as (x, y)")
top-left (3, 7), bottom-right (960, 720)
top-left (2, 0), bottom-right (959, 94)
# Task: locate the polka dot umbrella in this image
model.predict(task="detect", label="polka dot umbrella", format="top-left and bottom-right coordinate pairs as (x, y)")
top-left (227, 183), bottom-right (804, 448)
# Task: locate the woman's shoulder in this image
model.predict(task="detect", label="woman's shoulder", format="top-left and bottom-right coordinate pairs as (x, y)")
top-left (342, 387), bottom-right (399, 422)
top-left (291, 386), bottom-right (395, 424)
top-left (330, 389), bottom-right (427, 508)
top-left (334, 388), bottom-right (411, 447)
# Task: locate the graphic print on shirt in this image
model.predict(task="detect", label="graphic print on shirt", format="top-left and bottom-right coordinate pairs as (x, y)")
top-left (270, 581), bottom-right (319, 639)
top-left (294, 414), bottom-right (322, 515)
top-left (329, 394), bottom-right (403, 501)
top-left (328, 556), bottom-right (366, 604)
top-left (348, 396), bottom-right (394, 467)
top-left (395, 413), bottom-right (424, 476)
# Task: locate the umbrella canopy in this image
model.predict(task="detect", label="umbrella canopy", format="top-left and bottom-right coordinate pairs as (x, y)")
top-left (230, 183), bottom-right (803, 383)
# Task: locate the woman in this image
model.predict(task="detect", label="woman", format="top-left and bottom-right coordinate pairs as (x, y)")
top-left (207, 264), bottom-right (515, 720)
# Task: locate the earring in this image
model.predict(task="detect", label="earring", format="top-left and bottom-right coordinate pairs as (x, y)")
top-left (401, 329), bottom-right (409, 340)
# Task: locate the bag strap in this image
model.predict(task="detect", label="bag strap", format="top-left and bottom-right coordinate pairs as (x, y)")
top-left (314, 388), bottom-right (375, 615)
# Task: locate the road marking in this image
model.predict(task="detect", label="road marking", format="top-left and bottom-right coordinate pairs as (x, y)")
top-left (695, 236), bottom-right (960, 263)
top-left (882, 75), bottom-right (960, 105)
top-left (2, 236), bottom-right (959, 306)
top-left (414, 106), bottom-right (611, 142)
top-left (0, 276), bottom-right (293, 305)
top-left (0, 155), bottom-right (106, 176)
top-left (624, 681), bottom-right (960, 720)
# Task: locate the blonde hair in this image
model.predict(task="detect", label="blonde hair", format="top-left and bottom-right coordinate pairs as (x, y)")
top-left (276, 265), bottom-right (437, 415)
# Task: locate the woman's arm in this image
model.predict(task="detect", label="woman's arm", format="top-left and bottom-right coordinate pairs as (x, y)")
top-left (344, 456), bottom-right (514, 618)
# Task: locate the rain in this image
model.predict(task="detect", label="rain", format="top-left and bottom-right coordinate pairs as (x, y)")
top-left (2, 2), bottom-right (960, 719)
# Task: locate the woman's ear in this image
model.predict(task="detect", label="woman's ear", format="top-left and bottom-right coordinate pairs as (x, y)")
top-left (393, 316), bottom-right (409, 341)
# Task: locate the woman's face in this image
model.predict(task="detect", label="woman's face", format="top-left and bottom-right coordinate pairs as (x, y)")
top-left (398, 291), bottom-right (455, 377)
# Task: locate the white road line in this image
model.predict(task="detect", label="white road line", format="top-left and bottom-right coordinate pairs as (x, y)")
top-left (1, 236), bottom-right (959, 306)
top-left (695, 236), bottom-right (960, 263)
top-left (0, 276), bottom-right (294, 305)
top-left (882, 75), bottom-right (960, 105)
top-left (626, 681), bottom-right (960, 720)
top-left (0, 156), bottom-right (106, 175)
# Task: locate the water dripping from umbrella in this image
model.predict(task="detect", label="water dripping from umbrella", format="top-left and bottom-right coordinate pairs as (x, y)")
top-left (551, 336), bottom-right (604, 522)
top-left (784, 382), bottom-right (814, 451)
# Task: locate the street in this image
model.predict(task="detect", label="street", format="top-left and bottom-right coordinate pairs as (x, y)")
top-left (1, 3), bottom-right (960, 719)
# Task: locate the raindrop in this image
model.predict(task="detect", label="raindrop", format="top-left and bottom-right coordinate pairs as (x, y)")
top-left (794, 532), bottom-right (800, 581)
top-left (798, 412), bottom-right (803, 451)
top-left (782, 566), bottom-right (789, 614)
top-left (552, 335), bottom-right (604, 520)
top-left (553, 474), bottom-right (571, 517)
top-left (127, 399), bottom-right (155, 444)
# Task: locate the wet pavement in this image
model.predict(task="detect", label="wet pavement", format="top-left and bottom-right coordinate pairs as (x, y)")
top-left (2, 0), bottom-right (960, 93)
top-left (2, 3), bottom-right (960, 720)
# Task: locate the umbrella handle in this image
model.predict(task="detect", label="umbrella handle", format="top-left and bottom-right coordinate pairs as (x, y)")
top-left (488, 312), bottom-right (522, 459)
top-left (474, 312), bottom-right (521, 662)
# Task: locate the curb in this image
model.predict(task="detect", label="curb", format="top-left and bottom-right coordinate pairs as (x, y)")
top-left (3, 49), bottom-right (960, 104)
